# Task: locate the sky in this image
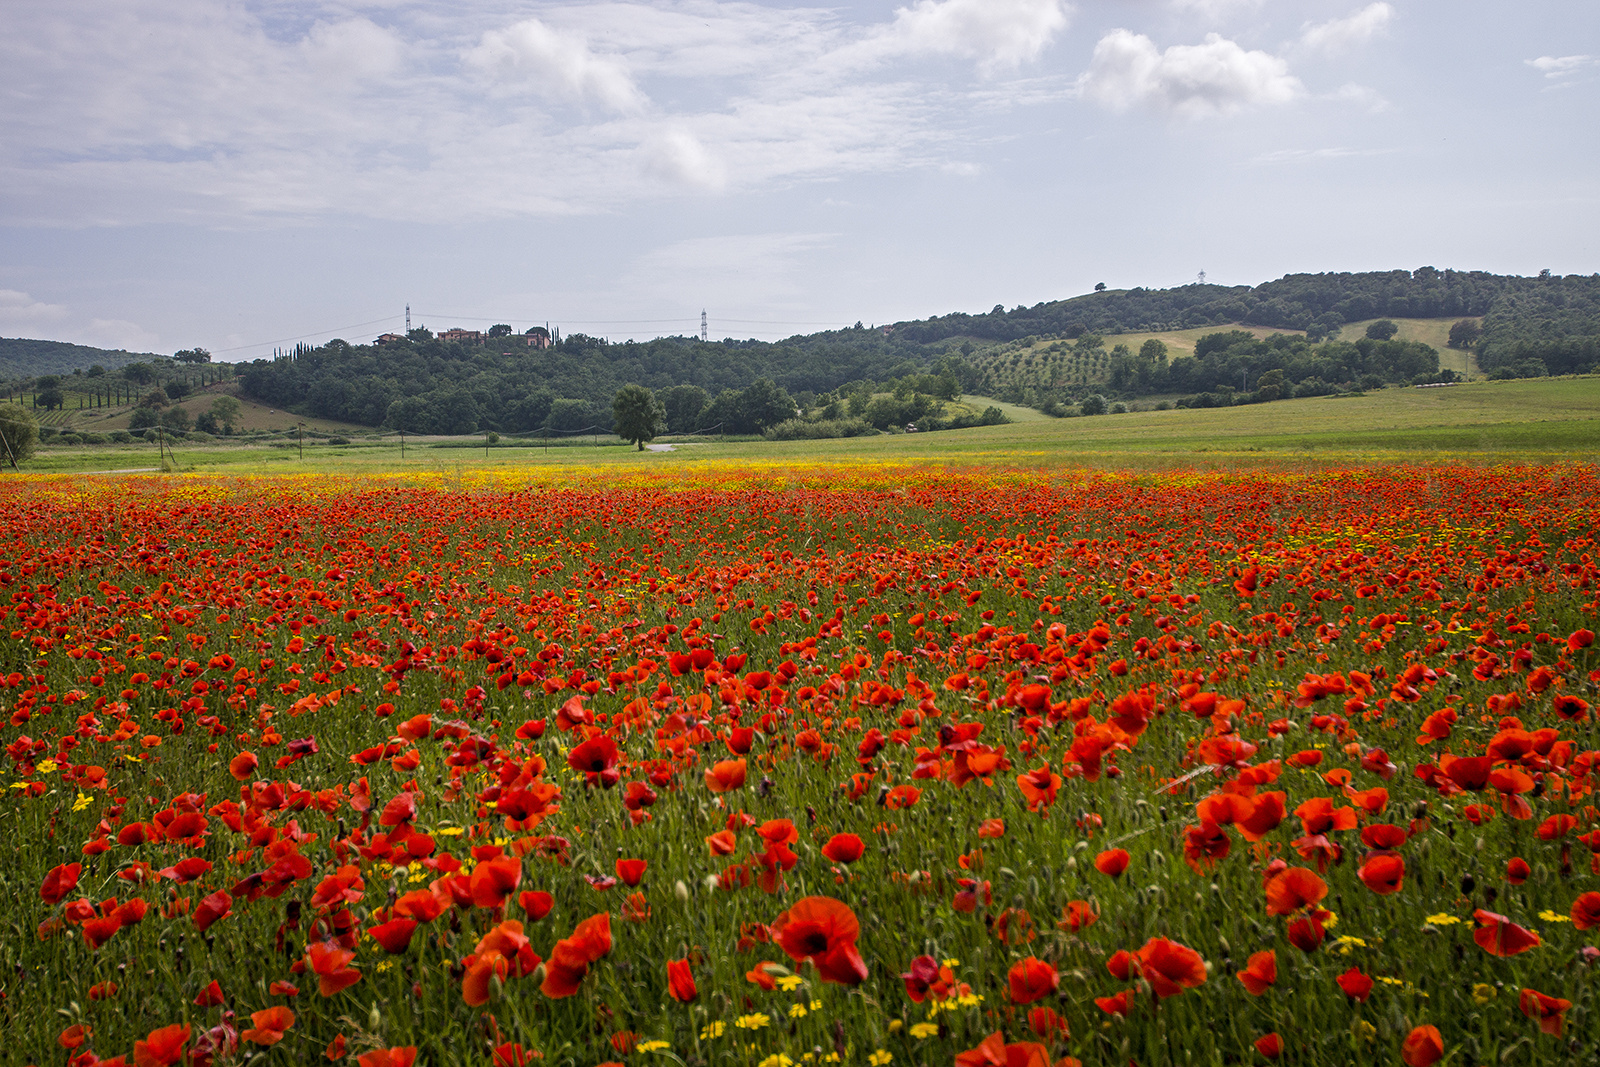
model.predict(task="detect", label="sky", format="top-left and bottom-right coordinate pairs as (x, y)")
top-left (0, 0), bottom-right (1596, 359)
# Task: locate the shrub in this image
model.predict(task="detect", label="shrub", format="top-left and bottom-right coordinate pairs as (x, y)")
top-left (764, 418), bottom-right (876, 441)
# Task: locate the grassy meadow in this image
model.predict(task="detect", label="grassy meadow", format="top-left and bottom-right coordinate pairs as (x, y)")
top-left (15, 375), bottom-right (1597, 477)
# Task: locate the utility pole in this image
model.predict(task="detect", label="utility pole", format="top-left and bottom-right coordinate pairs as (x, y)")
top-left (399, 426), bottom-right (405, 458)
top-left (297, 421), bottom-right (304, 460)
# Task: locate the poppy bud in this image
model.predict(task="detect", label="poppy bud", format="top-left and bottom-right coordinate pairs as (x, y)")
top-left (674, 881), bottom-right (689, 903)
top-left (368, 1004), bottom-right (381, 1030)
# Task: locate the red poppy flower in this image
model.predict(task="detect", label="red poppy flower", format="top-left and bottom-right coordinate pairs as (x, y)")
top-left (1473, 909), bottom-right (1541, 956)
top-left (567, 735), bottom-right (618, 774)
top-left (228, 752), bottom-right (259, 780)
top-left (1401, 1025), bottom-right (1444, 1067)
top-left (1237, 950), bottom-right (1276, 995)
top-left (1336, 966), bottom-right (1373, 1001)
top-left (194, 980), bottom-right (224, 1007)
top-left (704, 758), bottom-right (747, 793)
top-left (356, 1048), bottom-right (417, 1067)
top-left (1133, 937), bottom-right (1206, 998)
top-left (1183, 822), bottom-right (1231, 874)
top-left (666, 958), bottom-right (697, 1002)
top-left (41, 862), bottom-right (81, 904)
top-left (134, 1023), bottom-right (191, 1066)
top-left (954, 1032), bottom-right (1050, 1067)
top-left (1294, 797), bottom-right (1358, 835)
top-left (1444, 755), bottom-right (1493, 791)
top-left (242, 1006), bottom-right (296, 1046)
top-left (194, 890), bottom-right (233, 932)
top-left (1015, 764), bottom-right (1061, 812)
top-left (1506, 857), bottom-right (1530, 885)
top-left (1006, 957), bottom-right (1058, 1004)
top-left (978, 818), bottom-right (1006, 839)
top-left (615, 859), bottom-right (647, 886)
top-left (368, 918), bottom-right (418, 954)
top-left (1264, 867), bottom-right (1328, 916)
top-left (307, 942), bottom-right (363, 996)
top-left (1254, 1033), bottom-right (1283, 1059)
top-left (1286, 910), bottom-right (1329, 952)
top-left (541, 912), bottom-right (612, 998)
top-left (1028, 1005), bottom-right (1069, 1040)
top-left (470, 856), bottom-right (522, 908)
top-left (771, 896), bottom-right (868, 986)
top-left (821, 833), bottom-right (865, 864)
top-left (1552, 694), bottom-right (1590, 721)
top-left (1056, 899), bottom-right (1098, 932)
top-left (1357, 853), bottom-right (1405, 895)
top-left (1519, 988), bottom-right (1572, 1036)
top-left (884, 784), bottom-right (922, 809)
top-left (1359, 823), bottom-right (1407, 850)
top-left (1094, 989), bottom-right (1136, 1017)
top-left (1094, 848), bottom-right (1130, 878)
top-left (1572, 891), bottom-right (1600, 930)
top-left (493, 1043), bottom-right (537, 1066)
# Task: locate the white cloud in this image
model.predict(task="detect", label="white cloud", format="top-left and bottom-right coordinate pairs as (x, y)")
top-left (467, 18), bottom-right (646, 112)
top-left (0, 290), bottom-right (69, 329)
top-left (871, 0), bottom-right (1071, 73)
top-left (1251, 145), bottom-right (1395, 164)
top-left (640, 128), bottom-right (728, 191)
top-left (620, 232), bottom-right (839, 316)
top-left (78, 319), bottom-right (162, 352)
top-left (0, 291), bottom-right (159, 350)
top-left (1299, 3), bottom-right (1394, 55)
top-left (301, 18), bottom-right (406, 81)
top-left (1527, 55), bottom-right (1595, 79)
top-left (1077, 30), bottom-right (1303, 117)
top-left (1326, 82), bottom-right (1390, 111)
top-left (1170, 0), bottom-right (1264, 18)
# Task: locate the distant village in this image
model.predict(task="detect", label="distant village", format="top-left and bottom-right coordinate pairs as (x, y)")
top-left (374, 325), bottom-right (555, 349)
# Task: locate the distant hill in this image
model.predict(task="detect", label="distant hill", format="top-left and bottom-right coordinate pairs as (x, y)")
top-left (0, 338), bottom-right (161, 379)
top-left (230, 267), bottom-right (1599, 432)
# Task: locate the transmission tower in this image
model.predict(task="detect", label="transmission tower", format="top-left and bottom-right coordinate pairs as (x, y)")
top-left (1197, 271), bottom-right (1206, 286)
top-left (700, 310), bottom-right (708, 342)
top-left (405, 304), bottom-right (411, 333)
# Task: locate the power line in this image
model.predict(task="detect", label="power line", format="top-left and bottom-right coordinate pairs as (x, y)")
top-left (212, 315), bottom-right (399, 354)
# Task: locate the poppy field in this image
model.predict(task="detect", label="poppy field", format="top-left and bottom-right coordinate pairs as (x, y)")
top-left (3, 462), bottom-right (1599, 1067)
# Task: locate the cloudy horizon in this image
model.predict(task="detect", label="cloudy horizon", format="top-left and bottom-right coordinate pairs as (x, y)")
top-left (1, 0), bottom-right (1595, 358)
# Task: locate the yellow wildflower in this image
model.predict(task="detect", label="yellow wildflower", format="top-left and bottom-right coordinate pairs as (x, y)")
top-left (910, 1023), bottom-right (940, 1040)
top-left (868, 1053), bottom-right (892, 1066)
top-left (735, 1014), bottom-right (771, 1031)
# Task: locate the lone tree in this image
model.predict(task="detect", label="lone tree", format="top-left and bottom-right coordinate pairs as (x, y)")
top-left (1448, 319), bottom-right (1482, 349)
top-left (0, 403), bottom-right (39, 469)
top-left (1365, 319), bottom-right (1399, 341)
top-left (612, 384), bottom-right (666, 451)
top-left (209, 395), bottom-right (242, 434)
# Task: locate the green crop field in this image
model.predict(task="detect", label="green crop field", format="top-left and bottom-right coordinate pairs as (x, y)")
top-left (11, 375), bottom-right (1596, 477)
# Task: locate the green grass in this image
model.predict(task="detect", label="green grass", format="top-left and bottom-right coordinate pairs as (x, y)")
top-left (17, 376), bottom-right (1596, 476)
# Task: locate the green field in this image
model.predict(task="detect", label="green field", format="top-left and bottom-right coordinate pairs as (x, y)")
top-left (12, 375), bottom-right (1596, 476)
top-left (1097, 316), bottom-right (1480, 377)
